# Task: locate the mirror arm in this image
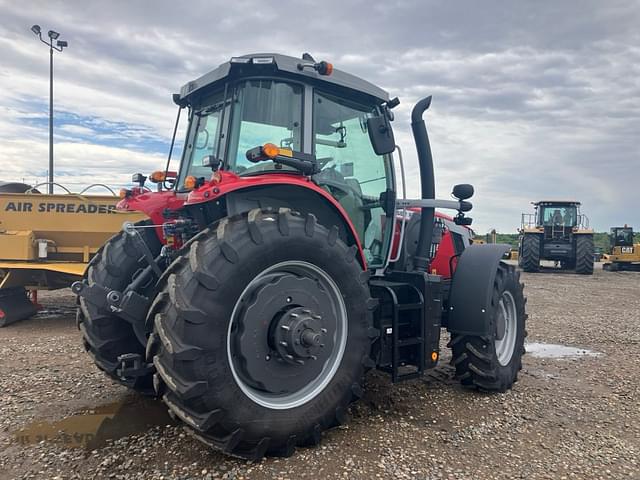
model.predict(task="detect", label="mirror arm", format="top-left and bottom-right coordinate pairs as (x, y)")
top-left (396, 198), bottom-right (472, 211)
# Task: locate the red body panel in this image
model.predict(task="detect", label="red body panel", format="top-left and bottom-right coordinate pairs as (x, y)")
top-left (118, 189), bottom-right (187, 226)
top-left (389, 210), bottom-right (465, 279)
top-left (429, 228), bottom-right (458, 278)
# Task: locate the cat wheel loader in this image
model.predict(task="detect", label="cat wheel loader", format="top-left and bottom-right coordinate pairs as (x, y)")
top-left (603, 226), bottom-right (640, 271)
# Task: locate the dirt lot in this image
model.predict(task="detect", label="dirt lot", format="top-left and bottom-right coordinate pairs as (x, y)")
top-left (0, 264), bottom-right (638, 479)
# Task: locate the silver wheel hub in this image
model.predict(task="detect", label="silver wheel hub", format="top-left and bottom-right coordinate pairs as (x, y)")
top-left (227, 261), bottom-right (348, 410)
top-left (494, 290), bottom-right (517, 367)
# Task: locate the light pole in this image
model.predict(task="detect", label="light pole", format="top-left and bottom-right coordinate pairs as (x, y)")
top-left (30, 25), bottom-right (68, 194)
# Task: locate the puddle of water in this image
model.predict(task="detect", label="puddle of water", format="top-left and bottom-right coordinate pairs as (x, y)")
top-left (13, 394), bottom-right (176, 449)
top-left (526, 342), bottom-right (602, 359)
top-left (34, 306), bottom-right (77, 319)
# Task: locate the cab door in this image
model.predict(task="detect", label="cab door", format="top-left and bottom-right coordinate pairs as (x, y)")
top-left (312, 90), bottom-right (395, 267)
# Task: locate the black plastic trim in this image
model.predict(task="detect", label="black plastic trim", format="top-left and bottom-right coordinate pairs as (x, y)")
top-left (447, 244), bottom-right (510, 336)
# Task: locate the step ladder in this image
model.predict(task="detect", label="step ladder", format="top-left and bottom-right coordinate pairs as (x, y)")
top-left (370, 280), bottom-right (425, 382)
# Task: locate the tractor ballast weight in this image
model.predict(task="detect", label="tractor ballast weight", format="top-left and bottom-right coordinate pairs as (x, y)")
top-left (74, 53), bottom-right (527, 459)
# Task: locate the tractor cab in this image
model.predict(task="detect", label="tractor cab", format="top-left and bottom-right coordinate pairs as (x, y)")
top-left (163, 54), bottom-right (395, 267)
top-left (519, 200), bottom-right (594, 273)
top-left (534, 201), bottom-right (582, 240)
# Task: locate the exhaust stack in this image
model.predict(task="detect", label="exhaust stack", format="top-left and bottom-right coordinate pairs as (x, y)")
top-left (410, 96), bottom-right (435, 272)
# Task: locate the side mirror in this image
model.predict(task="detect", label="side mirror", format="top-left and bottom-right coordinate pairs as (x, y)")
top-left (131, 173), bottom-right (146, 187)
top-left (202, 155), bottom-right (222, 171)
top-left (367, 115), bottom-right (395, 155)
top-left (452, 184), bottom-right (474, 200)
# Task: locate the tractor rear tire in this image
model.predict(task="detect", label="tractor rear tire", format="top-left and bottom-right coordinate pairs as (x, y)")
top-left (575, 235), bottom-right (594, 275)
top-left (520, 234), bottom-right (540, 272)
top-left (78, 220), bottom-right (161, 393)
top-left (147, 209), bottom-right (375, 459)
top-left (449, 262), bottom-right (526, 391)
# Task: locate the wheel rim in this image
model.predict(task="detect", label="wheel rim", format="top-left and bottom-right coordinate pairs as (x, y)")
top-left (494, 290), bottom-right (517, 366)
top-left (227, 260), bottom-right (348, 410)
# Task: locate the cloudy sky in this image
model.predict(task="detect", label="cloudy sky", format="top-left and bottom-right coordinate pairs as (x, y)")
top-left (0, 0), bottom-right (638, 233)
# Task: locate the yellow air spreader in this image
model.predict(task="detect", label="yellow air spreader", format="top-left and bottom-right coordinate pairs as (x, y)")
top-left (0, 183), bottom-right (145, 326)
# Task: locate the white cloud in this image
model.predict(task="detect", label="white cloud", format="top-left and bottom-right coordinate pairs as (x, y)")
top-left (0, 0), bottom-right (638, 231)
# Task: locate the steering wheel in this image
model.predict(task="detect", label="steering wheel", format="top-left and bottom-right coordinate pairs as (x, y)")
top-left (317, 157), bottom-right (335, 169)
top-left (195, 129), bottom-right (210, 150)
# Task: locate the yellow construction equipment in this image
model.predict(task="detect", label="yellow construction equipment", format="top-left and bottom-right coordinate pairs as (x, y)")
top-left (518, 200), bottom-right (594, 274)
top-left (0, 182), bottom-right (145, 326)
top-left (602, 225), bottom-right (640, 271)
top-left (473, 229), bottom-right (518, 260)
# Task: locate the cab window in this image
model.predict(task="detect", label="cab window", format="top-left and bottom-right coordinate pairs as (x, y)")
top-left (540, 206), bottom-right (577, 227)
top-left (178, 91), bottom-right (224, 188)
top-left (312, 91), bottom-right (393, 266)
top-left (227, 80), bottom-right (303, 174)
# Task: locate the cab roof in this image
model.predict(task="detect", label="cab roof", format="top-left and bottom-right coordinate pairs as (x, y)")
top-left (533, 200), bottom-right (581, 206)
top-left (177, 53), bottom-right (390, 104)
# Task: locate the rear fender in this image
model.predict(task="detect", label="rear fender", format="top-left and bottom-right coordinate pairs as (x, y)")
top-left (188, 183), bottom-right (367, 268)
top-left (446, 244), bottom-right (510, 336)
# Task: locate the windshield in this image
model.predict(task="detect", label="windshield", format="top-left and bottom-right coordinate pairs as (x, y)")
top-left (539, 205), bottom-right (577, 227)
top-left (178, 91), bottom-right (225, 188)
top-left (227, 80), bottom-right (303, 174)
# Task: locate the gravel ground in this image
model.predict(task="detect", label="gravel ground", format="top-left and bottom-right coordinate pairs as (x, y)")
top-left (0, 263), bottom-right (638, 479)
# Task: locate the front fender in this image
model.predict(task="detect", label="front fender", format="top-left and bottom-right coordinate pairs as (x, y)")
top-left (446, 243), bottom-right (510, 336)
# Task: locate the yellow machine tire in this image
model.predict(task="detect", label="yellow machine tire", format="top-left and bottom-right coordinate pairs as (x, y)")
top-left (519, 234), bottom-right (540, 273)
top-left (575, 234), bottom-right (594, 275)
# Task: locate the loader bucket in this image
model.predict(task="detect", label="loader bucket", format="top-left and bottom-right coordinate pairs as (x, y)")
top-left (0, 287), bottom-right (38, 327)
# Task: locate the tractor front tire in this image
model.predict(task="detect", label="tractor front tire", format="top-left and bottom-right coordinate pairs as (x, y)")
top-left (449, 262), bottom-right (526, 391)
top-left (520, 234), bottom-right (540, 273)
top-left (78, 221), bottom-right (161, 393)
top-left (147, 209), bottom-right (375, 459)
top-left (575, 235), bottom-right (594, 275)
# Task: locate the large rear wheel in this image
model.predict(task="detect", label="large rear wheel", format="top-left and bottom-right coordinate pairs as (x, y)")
top-left (449, 262), bottom-right (526, 391)
top-left (78, 220), bottom-right (161, 393)
top-left (147, 209), bottom-right (375, 459)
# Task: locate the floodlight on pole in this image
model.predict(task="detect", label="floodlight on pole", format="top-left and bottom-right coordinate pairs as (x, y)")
top-left (30, 25), bottom-right (68, 194)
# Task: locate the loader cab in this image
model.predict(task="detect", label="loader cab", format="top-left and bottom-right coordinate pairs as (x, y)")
top-left (175, 54), bottom-right (396, 266)
top-left (610, 227), bottom-right (634, 248)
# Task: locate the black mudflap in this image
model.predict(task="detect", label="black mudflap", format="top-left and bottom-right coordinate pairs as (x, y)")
top-left (0, 287), bottom-right (38, 327)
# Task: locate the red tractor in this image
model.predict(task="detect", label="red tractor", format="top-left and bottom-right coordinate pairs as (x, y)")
top-left (74, 53), bottom-right (526, 459)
